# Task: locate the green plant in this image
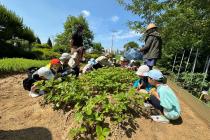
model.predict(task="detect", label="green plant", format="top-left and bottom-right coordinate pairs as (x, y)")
top-left (32, 48), bottom-right (60, 60)
top-left (84, 53), bottom-right (101, 60)
top-left (36, 67), bottom-right (149, 139)
top-left (178, 72), bottom-right (208, 97)
top-left (0, 58), bottom-right (49, 74)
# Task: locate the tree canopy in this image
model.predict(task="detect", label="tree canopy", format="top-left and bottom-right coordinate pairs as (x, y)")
top-left (123, 41), bottom-right (139, 51)
top-left (47, 38), bottom-right (52, 48)
top-left (118, 0), bottom-right (210, 71)
top-left (91, 42), bottom-right (105, 54)
top-left (0, 4), bottom-right (36, 43)
top-left (54, 15), bottom-right (94, 52)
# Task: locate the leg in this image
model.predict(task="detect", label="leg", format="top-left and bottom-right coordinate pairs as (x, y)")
top-left (93, 63), bottom-right (103, 70)
top-left (148, 95), bottom-right (163, 113)
top-left (73, 66), bottom-right (80, 77)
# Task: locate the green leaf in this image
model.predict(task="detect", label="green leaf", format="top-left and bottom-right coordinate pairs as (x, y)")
top-left (75, 112), bottom-right (83, 122)
top-left (96, 125), bottom-right (103, 135)
top-left (102, 127), bottom-right (110, 137)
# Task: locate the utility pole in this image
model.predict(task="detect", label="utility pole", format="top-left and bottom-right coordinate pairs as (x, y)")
top-left (111, 30), bottom-right (117, 53)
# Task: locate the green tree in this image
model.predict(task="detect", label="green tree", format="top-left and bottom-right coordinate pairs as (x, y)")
top-left (47, 38), bottom-right (52, 48)
top-left (123, 41), bottom-right (139, 51)
top-left (36, 37), bottom-right (41, 44)
top-left (92, 42), bottom-right (104, 54)
top-left (55, 15), bottom-right (94, 52)
top-left (0, 5), bottom-right (36, 43)
top-left (118, 0), bottom-right (210, 72)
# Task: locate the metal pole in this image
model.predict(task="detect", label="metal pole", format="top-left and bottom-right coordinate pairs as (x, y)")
top-left (191, 48), bottom-right (199, 73)
top-left (172, 53), bottom-right (177, 72)
top-left (185, 47), bottom-right (193, 72)
top-left (177, 50), bottom-right (185, 80)
top-left (111, 30), bottom-right (117, 53)
top-left (203, 56), bottom-right (209, 73)
top-left (201, 58), bottom-right (210, 91)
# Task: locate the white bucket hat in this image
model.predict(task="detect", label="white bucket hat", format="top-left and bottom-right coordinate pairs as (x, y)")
top-left (59, 53), bottom-right (71, 61)
top-left (37, 67), bottom-right (54, 80)
top-left (136, 65), bottom-right (150, 76)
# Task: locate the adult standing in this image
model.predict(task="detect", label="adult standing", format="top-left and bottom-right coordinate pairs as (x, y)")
top-left (140, 23), bottom-right (162, 70)
top-left (69, 24), bottom-right (85, 77)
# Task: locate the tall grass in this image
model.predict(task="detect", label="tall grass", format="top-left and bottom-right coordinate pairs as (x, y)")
top-left (0, 58), bottom-right (49, 74)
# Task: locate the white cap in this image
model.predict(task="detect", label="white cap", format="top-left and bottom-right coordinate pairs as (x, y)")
top-left (120, 56), bottom-right (127, 61)
top-left (130, 60), bottom-right (135, 63)
top-left (37, 67), bottom-right (54, 80)
top-left (136, 65), bottom-right (150, 76)
top-left (59, 53), bottom-right (71, 61)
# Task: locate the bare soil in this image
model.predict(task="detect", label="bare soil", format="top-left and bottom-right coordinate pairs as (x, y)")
top-left (0, 74), bottom-right (210, 140)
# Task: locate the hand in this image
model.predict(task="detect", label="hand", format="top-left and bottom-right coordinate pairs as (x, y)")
top-left (137, 83), bottom-right (143, 90)
top-left (139, 48), bottom-right (143, 52)
top-left (149, 88), bottom-right (156, 95)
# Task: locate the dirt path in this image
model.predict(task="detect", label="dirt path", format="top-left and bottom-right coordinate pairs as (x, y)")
top-left (0, 74), bottom-right (210, 140)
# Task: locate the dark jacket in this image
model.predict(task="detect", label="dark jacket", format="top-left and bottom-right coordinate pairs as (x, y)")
top-left (141, 31), bottom-right (162, 59)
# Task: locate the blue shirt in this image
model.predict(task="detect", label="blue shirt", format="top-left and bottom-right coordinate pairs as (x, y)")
top-left (157, 84), bottom-right (181, 120)
top-left (133, 78), bottom-right (152, 92)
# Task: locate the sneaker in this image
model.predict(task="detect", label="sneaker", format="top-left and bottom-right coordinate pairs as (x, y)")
top-left (150, 115), bottom-right (169, 123)
top-left (144, 102), bottom-right (152, 108)
top-left (29, 91), bottom-right (40, 98)
top-left (39, 90), bottom-right (45, 95)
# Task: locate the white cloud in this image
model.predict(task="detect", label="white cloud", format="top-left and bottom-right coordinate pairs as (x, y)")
top-left (81, 10), bottom-right (90, 17)
top-left (114, 30), bottom-right (140, 40)
top-left (111, 16), bottom-right (119, 22)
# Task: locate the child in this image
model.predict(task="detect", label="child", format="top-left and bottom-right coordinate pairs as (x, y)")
top-left (59, 53), bottom-right (75, 77)
top-left (49, 58), bottom-right (62, 75)
top-left (120, 56), bottom-right (129, 67)
top-left (132, 65), bottom-right (152, 93)
top-left (29, 67), bottom-right (55, 97)
top-left (144, 69), bottom-right (181, 123)
top-left (82, 58), bottom-right (96, 73)
top-left (94, 54), bottom-right (111, 69)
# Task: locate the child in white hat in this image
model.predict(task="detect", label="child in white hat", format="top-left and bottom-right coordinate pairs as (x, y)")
top-left (132, 65), bottom-right (152, 93)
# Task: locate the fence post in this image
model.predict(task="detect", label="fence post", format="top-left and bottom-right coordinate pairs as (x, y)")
top-left (177, 50), bottom-right (185, 80)
top-left (172, 53), bottom-right (177, 72)
top-left (201, 58), bottom-right (210, 91)
top-left (203, 56), bottom-right (209, 73)
top-left (191, 48), bottom-right (199, 73)
top-left (185, 47), bottom-right (193, 72)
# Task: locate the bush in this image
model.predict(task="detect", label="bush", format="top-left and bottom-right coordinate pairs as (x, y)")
top-left (0, 58), bottom-right (49, 74)
top-left (36, 67), bottom-right (149, 139)
top-left (32, 48), bottom-right (60, 60)
top-left (84, 53), bottom-right (101, 60)
top-left (32, 43), bottom-right (51, 49)
top-left (178, 72), bottom-right (209, 97)
top-left (52, 44), bottom-right (67, 53)
top-left (0, 43), bottom-right (37, 59)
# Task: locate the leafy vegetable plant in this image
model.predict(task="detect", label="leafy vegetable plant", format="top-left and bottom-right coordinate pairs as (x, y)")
top-left (36, 67), bottom-right (149, 139)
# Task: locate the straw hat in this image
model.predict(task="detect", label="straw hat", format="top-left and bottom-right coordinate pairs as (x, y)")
top-left (146, 23), bottom-right (157, 31)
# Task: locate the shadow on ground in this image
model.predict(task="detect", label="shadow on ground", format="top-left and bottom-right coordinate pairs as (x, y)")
top-left (0, 127), bottom-right (52, 140)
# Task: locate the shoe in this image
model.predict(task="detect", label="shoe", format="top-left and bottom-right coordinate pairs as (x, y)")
top-left (150, 115), bottom-right (169, 123)
top-left (144, 102), bottom-right (152, 107)
top-left (39, 90), bottom-right (45, 95)
top-left (29, 91), bottom-right (40, 98)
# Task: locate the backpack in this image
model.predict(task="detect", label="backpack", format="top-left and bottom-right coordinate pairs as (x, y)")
top-left (27, 67), bottom-right (39, 77)
top-left (23, 67), bottom-right (40, 91)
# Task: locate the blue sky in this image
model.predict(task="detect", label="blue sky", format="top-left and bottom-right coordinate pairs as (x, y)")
top-left (1, 0), bottom-right (143, 50)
